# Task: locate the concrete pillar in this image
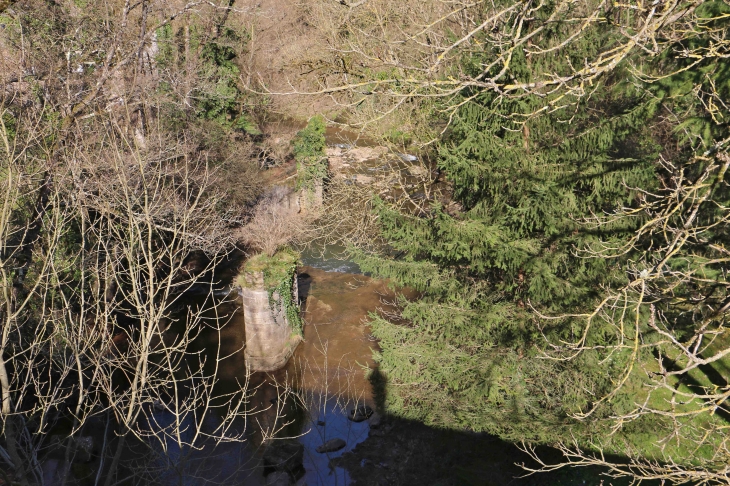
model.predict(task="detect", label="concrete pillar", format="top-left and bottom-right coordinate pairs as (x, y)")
top-left (297, 180), bottom-right (323, 214)
top-left (240, 270), bottom-right (302, 372)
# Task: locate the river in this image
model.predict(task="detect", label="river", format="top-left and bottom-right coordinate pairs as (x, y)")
top-left (222, 127), bottom-right (632, 485)
top-left (37, 128), bottom-right (632, 486)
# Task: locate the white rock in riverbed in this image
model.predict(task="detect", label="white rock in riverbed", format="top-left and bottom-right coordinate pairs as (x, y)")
top-left (354, 174), bottom-right (375, 185)
top-left (326, 146), bottom-right (389, 171)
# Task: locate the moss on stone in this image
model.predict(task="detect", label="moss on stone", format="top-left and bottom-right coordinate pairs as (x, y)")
top-left (238, 248), bottom-right (299, 290)
top-left (236, 248), bottom-right (302, 334)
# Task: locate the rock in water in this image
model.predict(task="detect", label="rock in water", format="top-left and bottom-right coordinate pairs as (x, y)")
top-left (348, 405), bottom-right (373, 422)
top-left (354, 174), bottom-right (375, 185)
top-left (265, 471), bottom-right (292, 486)
top-left (368, 412), bottom-right (381, 429)
top-left (263, 441), bottom-right (304, 473)
top-left (316, 438), bottom-right (346, 453)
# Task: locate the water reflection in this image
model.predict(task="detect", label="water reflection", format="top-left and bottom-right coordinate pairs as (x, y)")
top-left (39, 252), bottom-right (401, 485)
top-left (183, 265), bottom-right (404, 485)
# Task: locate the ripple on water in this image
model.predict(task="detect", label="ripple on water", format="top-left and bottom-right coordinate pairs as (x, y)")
top-left (300, 244), bottom-right (362, 274)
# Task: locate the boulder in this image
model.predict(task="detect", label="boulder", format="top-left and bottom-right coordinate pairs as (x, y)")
top-left (407, 165), bottom-right (428, 177)
top-left (326, 147), bottom-right (348, 172)
top-left (265, 471), bottom-right (293, 486)
top-left (325, 146), bottom-right (346, 157)
top-left (263, 441), bottom-right (304, 473)
top-left (349, 146), bottom-right (388, 163)
top-left (354, 174), bottom-right (375, 185)
top-left (348, 405), bottom-right (373, 423)
top-left (315, 438), bottom-right (346, 453)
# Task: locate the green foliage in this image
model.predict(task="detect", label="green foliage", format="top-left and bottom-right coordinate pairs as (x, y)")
top-left (155, 24), bottom-right (174, 69)
top-left (353, 4), bottom-right (730, 478)
top-left (269, 270), bottom-right (302, 335)
top-left (198, 34), bottom-right (244, 127)
top-left (384, 127), bottom-right (412, 146)
top-left (156, 22), bottom-right (261, 135)
top-left (356, 10), bottom-right (666, 445)
top-left (234, 113), bottom-right (262, 135)
top-left (293, 115), bottom-right (328, 190)
top-left (240, 248), bottom-right (302, 334)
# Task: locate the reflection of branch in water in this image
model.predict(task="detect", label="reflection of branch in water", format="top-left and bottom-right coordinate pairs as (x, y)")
top-left (294, 322), bottom-right (372, 418)
top-left (255, 378), bottom-right (302, 444)
top-left (374, 291), bottom-right (411, 325)
top-left (345, 276), bottom-right (368, 290)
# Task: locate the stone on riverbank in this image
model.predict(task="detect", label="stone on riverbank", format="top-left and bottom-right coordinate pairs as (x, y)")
top-left (348, 405), bottom-right (373, 423)
top-left (265, 471), bottom-right (293, 486)
top-left (316, 438), bottom-right (346, 453)
top-left (354, 174), bottom-right (374, 185)
top-left (326, 146), bottom-right (388, 167)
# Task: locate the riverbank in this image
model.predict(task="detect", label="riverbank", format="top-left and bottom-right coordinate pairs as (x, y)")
top-left (334, 415), bottom-right (625, 486)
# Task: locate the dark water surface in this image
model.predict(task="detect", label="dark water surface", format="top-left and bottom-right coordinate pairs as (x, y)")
top-left (36, 127), bottom-right (634, 486)
top-left (174, 263), bottom-right (404, 486)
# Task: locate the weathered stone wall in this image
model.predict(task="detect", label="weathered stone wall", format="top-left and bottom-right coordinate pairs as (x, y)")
top-left (241, 270), bottom-right (301, 372)
top-left (297, 180), bottom-right (324, 214)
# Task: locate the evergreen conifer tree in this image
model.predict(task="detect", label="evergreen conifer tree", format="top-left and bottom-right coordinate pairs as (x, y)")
top-left (361, 85), bottom-right (656, 443)
top-left (357, 2), bottom-right (730, 481)
top-left (356, 7), bottom-right (663, 444)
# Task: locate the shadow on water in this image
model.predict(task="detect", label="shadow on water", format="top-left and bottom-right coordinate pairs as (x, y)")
top-left (142, 265), bottom-right (391, 486)
top-left (43, 254), bottom-right (664, 486)
top-left (153, 266), bottom-right (655, 486)
top-left (330, 364), bottom-right (646, 486)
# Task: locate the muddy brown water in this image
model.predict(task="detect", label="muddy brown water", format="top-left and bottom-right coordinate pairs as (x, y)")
top-left (65, 125), bottom-right (419, 486)
top-left (170, 264), bottom-right (407, 486)
top-left (179, 127), bottom-right (634, 486)
top-left (156, 125), bottom-right (444, 485)
top-left (37, 127), bottom-right (632, 485)
top-left (37, 260), bottom-right (391, 486)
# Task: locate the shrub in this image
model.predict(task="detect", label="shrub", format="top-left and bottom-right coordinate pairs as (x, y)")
top-left (240, 187), bottom-right (313, 256)
top-left (293, 115), bottom-right (328, 190)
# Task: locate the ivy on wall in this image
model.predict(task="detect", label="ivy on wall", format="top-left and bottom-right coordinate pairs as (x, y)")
top-left (267, 270), bottom-right (302, 335)
top-left (239, 248), bottom-right (302, 335)
top-left (293, 115), bottom-right (328, 191)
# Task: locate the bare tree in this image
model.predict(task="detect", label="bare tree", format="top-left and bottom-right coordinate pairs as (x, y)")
top-left (0, 0), bottom-right (269, 484)
top-left (249, 0), bottom-right (704, 140)
top-left (240, 187), bottom-right (318, 257)
top-left (0, 108), bottom-right (260, 484)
